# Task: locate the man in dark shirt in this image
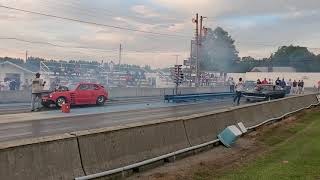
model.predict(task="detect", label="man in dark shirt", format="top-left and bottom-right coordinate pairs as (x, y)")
top-left (275, 77), bottom-right (281, 86)
top-left (292, 80), bottom-right (297, 94)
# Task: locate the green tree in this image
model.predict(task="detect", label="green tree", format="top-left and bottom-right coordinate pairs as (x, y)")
top-left (270, 45), bottom-right (316, 71)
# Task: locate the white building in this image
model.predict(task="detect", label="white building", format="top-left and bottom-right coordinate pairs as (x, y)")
top-left (251, 66), bottom-right (297, 72)
top-left (0, 61), bottom-right (35, 86)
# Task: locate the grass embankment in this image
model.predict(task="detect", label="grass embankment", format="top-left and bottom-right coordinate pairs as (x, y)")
top-left (194, 110), bottom-right (320, 180)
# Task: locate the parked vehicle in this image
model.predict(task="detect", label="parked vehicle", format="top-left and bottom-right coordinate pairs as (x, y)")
top-left (242, 84), bottom-right (286, 101)
top-left (42, 82), bottom-right (108, 108)
top-left (243, 80), bottom-right (257, 91)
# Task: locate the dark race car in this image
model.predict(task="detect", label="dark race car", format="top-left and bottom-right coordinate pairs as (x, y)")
top-left (242, 84), bottom-right (286, 102)
top-left (243, 80), bottom-right (257, 91)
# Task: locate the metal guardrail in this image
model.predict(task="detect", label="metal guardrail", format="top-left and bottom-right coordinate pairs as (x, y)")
top-left (164, 92), bottom-right (234, 102)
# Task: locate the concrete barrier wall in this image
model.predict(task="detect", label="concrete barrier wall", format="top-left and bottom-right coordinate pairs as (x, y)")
top-left (0, 90), bottom-right (31, 103)
top-left (1, 94), bottom-right (317, 179)
top-left (182, 110), bottom-right (236, 146)
top-left (76, 120), bottom-right (189, 174)
top-left (183, 94), bottom-right (319, 146)
top-left (0, 135), bottom-right (84, 180)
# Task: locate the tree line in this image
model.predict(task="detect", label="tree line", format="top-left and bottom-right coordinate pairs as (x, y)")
top-left (200, 27), bottom-right (320, 72)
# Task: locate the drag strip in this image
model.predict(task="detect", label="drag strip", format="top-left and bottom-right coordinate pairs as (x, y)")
top-left (0, 98), bottom-right (237, 142)
top-left (0, 96), bottom-right (163, 115)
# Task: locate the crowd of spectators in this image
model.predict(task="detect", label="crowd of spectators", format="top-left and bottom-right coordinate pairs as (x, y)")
top-left (255, 77), bottom-right (305, 94)
top-left (125, 70), bottom-right (146, 86)
top-left (0, 78), bottom-right (32, 91)
top-left (227, 77), bottom-right (311, 94)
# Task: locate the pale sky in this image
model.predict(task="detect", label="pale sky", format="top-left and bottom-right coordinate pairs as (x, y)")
top-left (0, 0), bottom-right (320, 68)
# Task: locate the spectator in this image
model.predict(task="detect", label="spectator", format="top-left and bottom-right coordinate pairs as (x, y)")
top-left (229, 78), bottom-right (235, 92)
top-left (257, 79), bottom-right (262, 85)
top-left (31, 73), bottom-right (46, 111)
top-left (9, 79), bottom-right (17, 91)
top-left (298, 80), bottom-right (302, 94)
top-left (261, 78), bottom-right (268, 84)
top-left (292, 80), bottom-right (297, 94)
top-left (50, 80), bottom-right (57, 91)
top-left (22, 79), bottom-right (30, 91)
top-left (233, 78), bottom-right (244, 106)
top-left (269, 78), bottom-right (273, 84)
top-left (3, 80), bottom-right (9, 91)
top-left (280, 78), bottom-right (286, 88)
top-left (287, 79), bottom-right (293, 94)
top-left (275, 77), bottom-right (281, 86)
top-left (301, 80), bottom-right (305, 94)
top-left (0, 80), bottom-right (4, 91)
top-left (16, 79), bottom-right (21, 90)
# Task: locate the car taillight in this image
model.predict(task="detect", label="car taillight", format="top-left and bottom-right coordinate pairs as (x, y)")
top-left (49, 94), bottom-right (53, 98)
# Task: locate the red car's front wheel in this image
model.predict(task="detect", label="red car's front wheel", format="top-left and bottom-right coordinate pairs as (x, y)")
top-left (56, 97), bottom-right (67, 108)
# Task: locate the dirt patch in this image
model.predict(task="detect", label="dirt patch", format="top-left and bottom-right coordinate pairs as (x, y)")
top-left (128, 107), bottom-right (320, 180)
top-left (128, 138), bottom-right (264, 180)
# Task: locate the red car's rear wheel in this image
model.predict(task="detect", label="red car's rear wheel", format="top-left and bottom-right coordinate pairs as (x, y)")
top-left (96, 96), bottom-right (105, 106)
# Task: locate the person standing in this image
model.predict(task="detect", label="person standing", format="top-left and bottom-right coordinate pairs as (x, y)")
top-left (31, 73), bottom-right (46, 111)
top-left (287, 79), bottom-right (293, 94)
top-left (269, 78), bottom-right (273, 85)
top-left (0, 80), bottom-right (4, 91)
top-left (261, 78), bottom-right (268, 84)
top-left (301, 80), bottom-right (305, 94)
top-left (229, 78), bottom-right (235, 93)
top-left (298, 80), bottom-right (302, 94)
top-left (257, 79), bottom-right (262, 85)
top-left (280, 78), bottom-right (286, 88)
top-left (233, 78), bottom-right (244, 106)
top-left (275, 77), bottom-right (281, 86)
top-left (292, 80), bottom-right (297, 94)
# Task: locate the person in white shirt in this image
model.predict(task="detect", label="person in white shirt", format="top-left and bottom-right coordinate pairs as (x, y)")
top-left (31, 73), bottom-right (46, 111)
top-left (3, 81), bottom-right (9, 91)
top-left (228, 77), bottom-right (235, 92)
top-left (233, 78), bottom-right (244, 106)
top-left (287, 79), bottom-right (293, 94)
top-left (0, 80), bottom-right (4, 91)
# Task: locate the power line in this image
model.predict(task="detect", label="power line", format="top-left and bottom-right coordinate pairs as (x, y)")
top-left (0, 37), bottom-right (117, 52)
top-left (36, 0), bottom-right (183, 25)
top-left (0, 5), bottom-right (190, 38)
top-left (0, 36), bottom-right (186, 55)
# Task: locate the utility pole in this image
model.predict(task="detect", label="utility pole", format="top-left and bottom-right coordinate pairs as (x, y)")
top-left (199, 16), bottom-right (207, 46)
top-left (118, 44), bottom-right (122, 67)
top-left (199, 16), bottom-right (207, 87)
top-left (173, 55), bottom-right (180, 65)
top-left (25, 50), bottom-right (28, 62)
top-left (193, 13), bottom-right (199, 87)
top-left (118, 44), bottom-right (122, 87)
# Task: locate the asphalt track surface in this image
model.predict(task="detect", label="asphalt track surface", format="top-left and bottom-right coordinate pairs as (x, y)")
top-left (0, 96), bottom-right (163, 115)
top-left (0, 97), bottom-right (238, 143)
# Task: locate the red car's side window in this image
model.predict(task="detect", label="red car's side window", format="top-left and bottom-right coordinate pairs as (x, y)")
top-left (78, 84), bottom-right (90, 90)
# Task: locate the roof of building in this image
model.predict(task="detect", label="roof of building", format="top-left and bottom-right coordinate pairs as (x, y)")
top-left (0, 61), bottom-right (35, 74)
top-left (251, 66), bottom-right (296, 72)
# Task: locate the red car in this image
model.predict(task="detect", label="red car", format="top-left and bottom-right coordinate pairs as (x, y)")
top-left (42, 82), bottom-right (108, 108)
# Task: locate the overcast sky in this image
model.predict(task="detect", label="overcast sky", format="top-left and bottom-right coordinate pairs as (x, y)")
top-left (0, 0), bottom-right (320, 68)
